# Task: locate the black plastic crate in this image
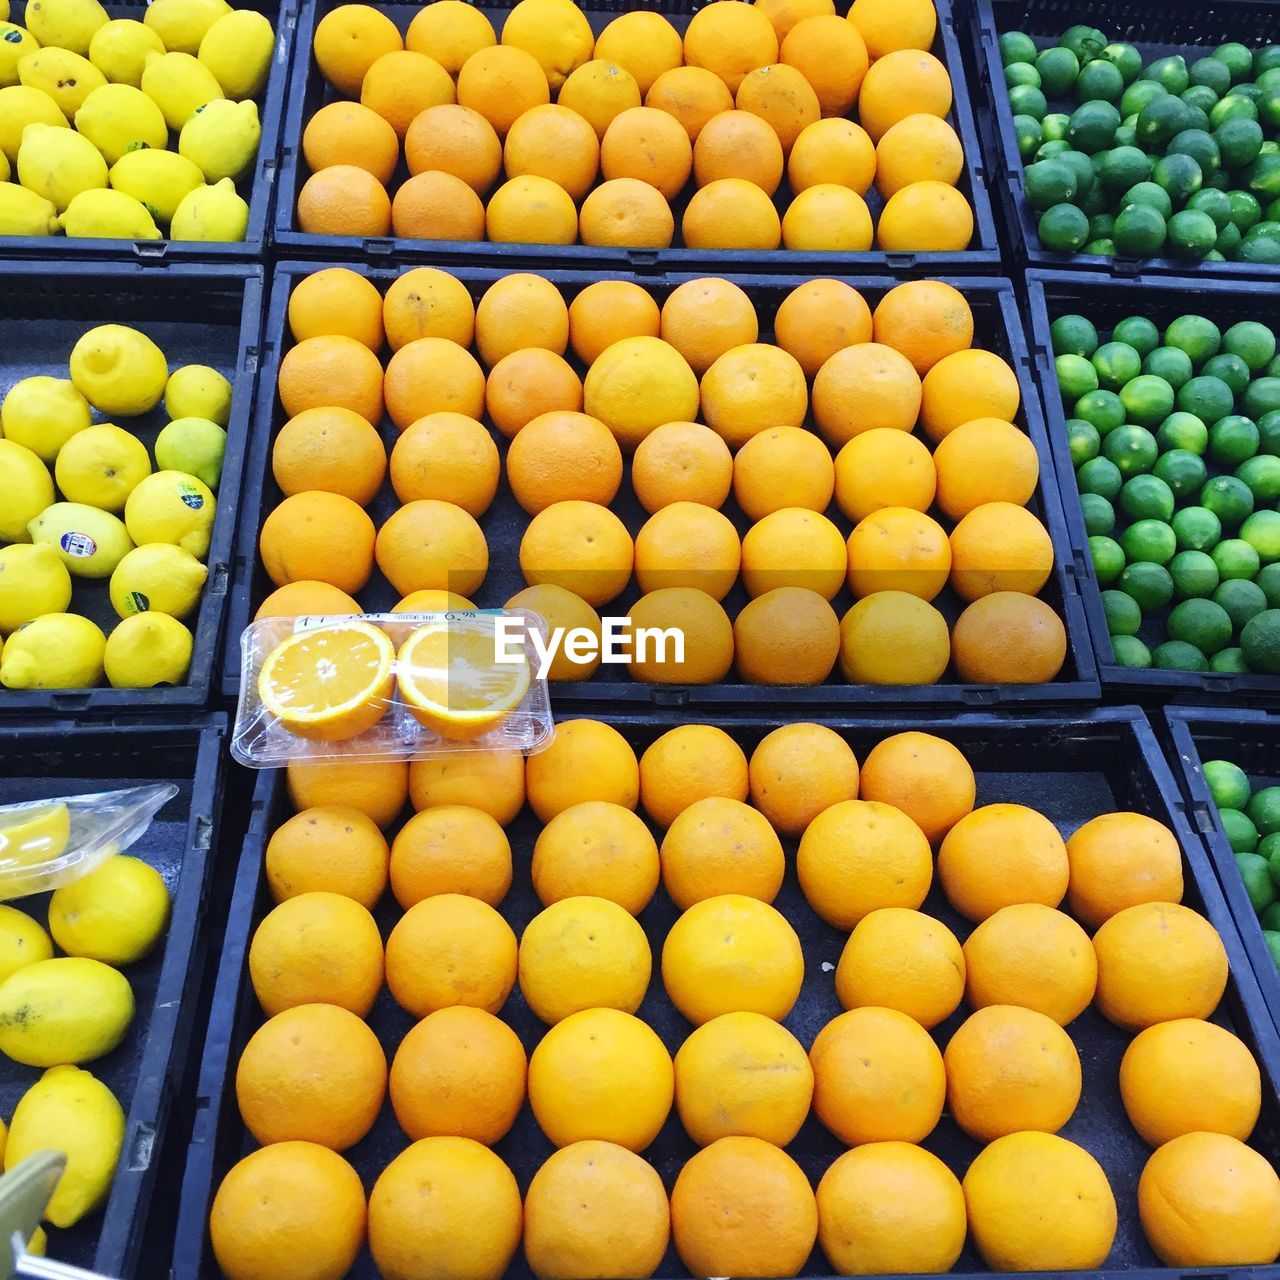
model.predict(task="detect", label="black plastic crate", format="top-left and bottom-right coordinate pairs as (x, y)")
top-left (970, 0), bottom-right (1280, 281)
top-left (0, 0), bottom-right (295, 262)
top-left (0, 714), bottom-right (227, 1278)
top-left (173, 704), bottom-right (1280, 1280)
top-left (221, 260), bottom-right (1097, 707)
top-left (0, 261), bottom-right (264, 711)
top-left (272, 0), bottom-right (1000, 273)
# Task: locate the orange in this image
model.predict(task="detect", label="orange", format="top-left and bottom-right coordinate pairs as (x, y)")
top-left (639, 723), bottom-right (748, 828)
top-left (1094, 902), bottom-right (1229, 1031)
top-left (519, 500), bottom-right (633, 606)
top-left (391, 169), bottom-right (485, 240)
top-left (659, 277), bottom-right (759, 377)
top-left (210, 1143), bottom-right (365, 1280)
top-left (1067, 811), bottom-right (1184, 930)
top-left (857, 48), bottom-right (951, 142)
top-left (964, 1133), bottom-right (1117, 1272)
top-left (505, 584), bottom-right (602, 682)
top-left (838, 590), bottom-right (950, 685)
top-left (519, 896), bottom-right (652, 1024)
top-left (876, 114), bottom-right (964, 197)
top-left (634, 501), bottom-right (740, 600)
top-left (593, 11), bottom-right (682, 96)
top-left (405, 0), bottom-right (495, 74)
top-left (531, 801), bottom-right (656, 912)
top-left (375, 498), bottom-right (488, 596)
top-left (675, 1011), bottom-right (812, 1146)
top-left (392, 589), bottom-right (475, 613)
top-left (798, 799), bottom-right (931, 928)
top-left (600, 105), bottom-right (692, 200)
top-left (383, 266), bottom-right (475, 350)
top-left (272, 406), bottom-right (386, 506)
top-left (951, 591), bottom-right (1067, 684)
top-left (475, 273), bottom-right (568, 365)
top-left (287, 757), bottom-right (409, 828)
top-left (485, 174), bottom-right (578, 244)
top-left (504, 103), bottom-right (600, 200)
top-left (834, 429), bottom-right (936, 523)
top-left (626, 588), bottom-right (735, 685)
top-left (683, 1), bottom-right (779, 94)
top-left (848, 0), bottom-right (936, 57)
top-left (404, 103), bottom-right (502, 194)
top-left (582, 336), bottom-right (699, 449)
top-left (368, 1138), bottom-right (521, 1280)
top-left (782, 183), bottom-right (874, 251)
top-left (780, 15), bottom-right (867, 117)
top-left (661, 797), bottom-right (784, 909)
top-left (408, 749), bottom-right (524, 824)
top-left (500, 0), bottom-right (592, 90)
top-left (734, 587), bottom-right (840, 685)
top-left (949, 502), bottom-right (1053, 602)
top-left (302, 102), bottom-right (399, 185)
top-left (523, 1141), bottom-right (670, 1280)
top-left (1140, 1132), bottom-right (1280, 1267)
top-left (397, 615), bottom-right (521, 735)
top-left (870, 278), bottom-right (973, 375)
top-left (385, 893), bottom-right (517, 1016)
top-left (382, 336), bottom-right (484, 429)
top-left (835, 907), bottom-right (964, 1029)
top-left (645, 67), bottom-right (734, 142)
top-left (526, 719), bottom-right (640, 820)
top-left (506, 410), bottom-right (622, 513)
top-left (255, 580), bottom-right (361, 623)
top-left (671, 1137), bottom-right (817, 1278)
top-left (389, 1006), bottom-right (526, 1143)
top-left (389, 411), bottom-right (499, 516)
top-left (748, 723), bottom-right (859, 837)
top-left (692, 109), bottom-right (784, 193)
top-left (389, 804), bottom-right (512, 908)
top-left (754, 0), bottom-right (834, 40)
top-left (786, 117), bottom-right (875, 195)
top-left (456, 44), bottom-right (549, 137)
top-left (735, 63), bottom-right (818, 152)
top-left (360, 50), bottom-right (454, 137)
top-left (568, 281), bottom-right (660, 366)
top-left (812, 342), bottom-right (921, 445)
top-left (277, 334), bottom-right (384, 426)
top-left (265, 807), bottom-right (388, 909)
top-left (662, 894), bottom-right (803, 1025)
top-left (809, 1006), bottom-right (945, 1144)
top-left (313, 3), bottom-right (403, 97)
top-left (249, 892), bottom-right (383, 1017)
top-left (1121, 1019), bottom-right (1261, 1148)
top-left (700, 343), bottom-right (807, 447)
top-left (681, 178), bottom-right (782, 250)
top-left (741, 507), bottom-right (846, 600)
top-left (631, 421), bottom-right (732, 513)
top-left (485, 349), bottom-right (582, 439)
top-left (934, 418), bottom-right (1038, 518)
top-left (558, 59), bottom-right (642, 140)
top-left (578, 178), bottom-right (675, 249)
top-left (288, 267), bottom-right (385, 351)
top-left (236, 1004), bottom-right (386, 1151)
top-left (878, 180), bottom-right (975, 251)
top-left (846, 507), bottom-right (951, 602)
top-left (259, 492), bottom-right (376, 593)
top-left (921, 347), bottom-right (1020, 441)
top-left (296, 164), bottom-right (392, 237)
top-left (773, 280), bottom-right (871, 383)
top-left (858, 730), bottom-right (974, 844)
top-left (817, 1144), bottom-right (966, 1277)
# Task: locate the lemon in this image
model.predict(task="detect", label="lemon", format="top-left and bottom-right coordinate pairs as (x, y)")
top-left (0, 544), bottom-right (72, 633)
top-left (58, 186), bottom-right (161, 239)
top-left (104, 611), bottom-right (193, 687)
top-left (88, 18), bottom-right (163, 87)
top-left (0, 85), bottom-right (67, 164)
top-left (23, 0), bottom-right (108, 55)
top-left (0, 439), bottom-right (54, 542)
top-left (0, 908), bottom-right (53, 984)
top-left (198, 9), bottom-right (273, 100)
top-left (0, 23), bottom-right (39, 88)
top-left (178, 96), bottom-right (259, 181)
top-left (0, 613), bottom-right (106, 688)
top-left (54, 424), bottom-right (152, 512)
top-left (0, 956), bottom-right (133, 1066)
top-left (28, 503), bottom-right (133, 578)
top-left (165, 364), bottom-right (231, 426)
top-left (0, 800), bottom-right (69, 867)
top-left (69, 322), bottom-right (168, 416)
top-left (144, 0), bottom-right (229, 54)
top-left (18, 46), bottom-right (105, 114)
top-left (0, 181), bottom-right (56, 234)
top-left (140, 49), bottom-right (222, 130)
top-left (0, 148), bottom-right (7, 179)
top-left (109, 543), bottom-right (207, 618)
top-left (1, 377), bottom-right (92, 461)
top-left (48, 854), bottom-right (170, 965)
top-left (26, 1227), bottom-right (46, 1257)
top-left (17, 122), bottom-right (107, 212)
top-left (108, 148), bottom-right (203, 224)
top-left (74, 83), bottom-right (168, 164)
top-left (154, 416), bottom-right (226, 487)
top-left (123, 469), bottom-right (215, 557)
top-left (169, 175), bottom-right (246, 241)
top-left (4, 1064), bottom-right (125, 1227)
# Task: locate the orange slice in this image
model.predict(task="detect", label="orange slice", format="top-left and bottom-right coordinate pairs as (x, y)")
top-left (258, 620), bottom-right (396, 741)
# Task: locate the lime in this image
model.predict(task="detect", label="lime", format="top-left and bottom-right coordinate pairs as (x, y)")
top-left (1006, 62), bottom-right (1042, 90)
top-left (1153, 639), bottom-right (1209, 670)
top-left (1215, 578), bottom-right (1268, 633)
top-left (1211, 94), bottom-right (1259, 127)
top-left (1178, 375), bottom-right (1235, 424)
top-left (1060, 24), bottom-right (1106, 64)
top-left (1169, 596), bottom-right (1233, 653)
top-left (1244, 377), bottom-right (1280, 420)
top-left (1189, 55), bottom-right (1232, 95)
top-left (1165, 314), bottom-right (1222, 365)
top-left (1246, 155), bottom-right (1280, 200)
top-left (1209, 415), bottom-right (1261, 465)
top-left (1089, 212), bottom-right (1116, 239)
top-left (1136, 94), bottom-right (1189, 149)
top-left (1170, 549), bottom-right (1220, 597)
top-left (1205, 758), bottom-right (1252, 810)
top-left (1211, 646), bottom-right (1249, 672)
top-left (1097, 40), bottom-right (1140, 83)
top-left (1167, 209), bottom-right (1217, 258)
top-left (1258, 91), bottom-right (1280, 131)
top-left (1221, 807), bottom-right (1260, 852)
top-left (1084, 239), bottom-right (1116, 256)
top-left (1095, 146), bottom-right (1152, 193)
top-left (1077, 59), bottom-right (1124, 104)
top-left (1145, 54), bottom-right (1190, 94)
top-left (1258, 563), bottom-right (1280, 608)
top-left (1104, 320), bottom-right (1155, 362)
top-left (1229, 189), bottom-right (1263, 232)
top-left (1242, 609), bottom-right (1280, 672)
top-left (1077, 455), bottom-right (1123, 498)
top-left (1101, 587), bottom-right (1141, 635)
top-left (1144, 348), bottom-right (1194, 390)
top-left (1236, 455), bottom-right (1280, 505)
top-left (1224, 321), bottom-right (1277, 371)
top-left (1249, 787), bottom-right (1280, 837)
top-left (1121, 181), bottom-right (1174, 218)
top-left (1119, 374), bottom-right (1176, 427)
top-left (1172, 506), bottom-right (1222, 552)
top-left (1010, 84), bottom-right (1049, 120)
top-left (1037, 139), bottom-right (1071, 160)
top-left (1000, 31), bottom-right (1038, 67)
top-left (1056, 354), bottom-right (1099, 402)
top-left (1015, 115), bottom-right (1044, 159)
top-left (1119, 560), bottom-right (1174, 612)
top-left (1103, 424), bottom-right (1159, 476)
top-left (1216, 222), bottom-right (1244, 256)
top-left (1034, 44), bottom-right (1079, 97)
top-left (1089, 534), bottom-right (1125, 583)
top-left (1203, 354), bottom-right (1252, 395)
top-left (1092, 341), bottom-right (1142, 390)
top-left (1167, 129), bottom-right (1220, 179)
top-left (1121, 79), bottom-right (1167, 118)
top-left (1183, 85), bottom-right (1221, 117)
top-left (1201, 474), bottom-right (1255, 529)
top-left (1039, 203), bottom-right (1090, 252)
top-left (1113, 203), bottom-right (1167, 255)
top-left (1152, 448), bottom-right (1207, 501)
top-left (1119, 472), bottom-right (1174, 520)
top-left (1121, 518), bottom-right (1176, 565)
top-left (1242, 509), bottom-right (1280, 563)
top-left (1114, 122), bottom-right (1138, 149)
top-left (1258, 410), bottom-right (1280, 453)
top-left (1188, 188), bottom-right (1234, 231)
top-left (1055, 149), bottom-right (1097, 194)
top-left (1236, 852), bottom-right (1275, 912)
top-left (1215, 117), bottom-right (1265, 170)
top-left (1212, 538), bottom-right (1262, 581)
top-left (1263, 930), bottom-right (1280, 970)
top-left (1261, 49), bottom-right (1280, 75)
top-left (1080, 491), bottom-right (1115, 535)
top-left (1050, 314), bottom-right (1098, 359)
top-left (1261, 899), bottom-right (1280, 930)
top-left (1212, 42), bottom-right (1254, 83)
top-left (1025, 159), bottom-right (1078, 209)
top-left (1110, 634), bottom-right (1152, 667)
top-left (1067, 419), bottom-right (1101, 467)
top-left (1233, 84), bottom-right (1266, 106)
top-left (1074, 389), bottom-right (1125, 432)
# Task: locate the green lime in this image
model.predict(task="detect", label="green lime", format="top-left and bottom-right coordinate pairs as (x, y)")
top-left (1263, 930), bottom-right (1280, 970)
top-left (1212, 93), bottom-right (1260, 127)
top-left (1205, 758), bottom-right (1252, 810)
top-left (1203, 354), bottom-right (1252, 395)
top-left (1152, 448), bottom-right (1207, 501)
top-left (1035, 45), bottom-right (1079, 96)
top-left (1187, 188), bottom-right (1234, 230)
top-left (1242, 609), bottom-right (1280, 672)
top-left (1169, 596), bottom-right (1233, 654)
top-left (1084, 238), bottom-right (1115, 256)
top-left (1039, 203), bottom-right (1091, 252)
top-left (1167, 209), bottom-right (1217, 258)
top-left (1055, 149), bottom-right (1097, 194)
top-left (1209, 415), bottom-right (1261, 465)
top-left (1074, 389), bottom-right (1125, 432)
top-left (1111, 634), bottom-right (1152, 667)
top-left (1010, 83), bottom-right (1049, 120)
top-left (1257, 563), bottom-right (1280, 608)
top-left (1041, 112), bottom-right (1071, 142)
top-left (1094, 146), bottom-right (1152, 193)
top-left (1089, 212), bottom-right (1115, 239)
top-left (1236, 455), bottom-right (1280, 505)
top-left (1119, 471), bottom-right (1173, 519)
top-left (1167, 129), bottom-right (1220, 178)
top-left (1244, 377), bottom-right (1280, 420)
top-left (1233, 84), bottom-right (1266, 106)
top-left (1145, 54), bottom-right (1190, 94)
top-left (1077, 59), bottom-right (1124, 103)
top-left (1101, 587), bottom-right (1141, 635)
top-left (1215, 578), bottom-right (1269, 634)
top-left (1178, 375), bottom-right (1235, 424)
top-left (1189, 55), bottom-right (1232, 95)
top-left (1172, 507), bottom-right (1222, 552)
top-left (1246, 154), bottom-right (1280, 200)
top-left (1006, 62), bottom-right (1042, 90)
top-left (1121, 181), bottom-right (1174, 218)
top-left (1015, 114), bottom-right (1044, 159)
top-left (1067, 419), bottom-right (1101, 467)
top-left (1224, 321), bottom-right (1277, 372)
top-left (1212, 538), bottom-right (1262, 581)
top-left (1216, 222), bottom-right (1244, 256)
top-left (1229, 189), bottom-right (1263, 232)
top-left (1153, 639), bottom-right (1210, 670)
top-left (1000, 31), bottom-right (1038, 67)
top-left (1107, 317), bottom-right (1157, 359)
top-left (1165, 315), bottom-right (1222, 365)
top-left (1221, 807), bottom-right (1260, 852)
top-left (1170, 549), bottom-right (1220, 597)
top-left (1121, 518), bottom-right (1176, 565)
top-left (1024, 159), bottom-right (1078, 210)
top-left (1112, 203), bottom-right (1167, 255)
top-left (1102, 41), bottom-right (1142, 84)
top-left (1092, 341), bottom-right (1142, 390)
top-left (1215, 117), bottom-right (1265, 172)
top-left (1114, 122), bottom-right (1138, 149)
top-left (1122, 79), bottom-right (1167, 118)
top-left (1211, 646), bottom-right (1249, 672)
top-left (1260, 49), bottom-right (1280, 76)
top-left (1201, 474), bottom-right (1255, 529)
top-left (1089, 534), bottom-right (1126, 584)
top-left (1242, 510), bottom-right (1280, 563)
top-left (1158, 412), bottom-right (1209, 456)
top-left (1037, 139), bottom-right (1071, 161)
top-left (1119, 374), bottom-right (1176, 427)
top-left (1119, 560), bottom-right (1174, 612)
top-left (1258, 409), bottom-right (1280, 452)
top-left (1260, 899), bottom-right (1280, 931)
top-left (1236, 852), bottom-right (1276, 911)
top-left (1061, 24), bottom-right (1106, 64)
top-left (1136, 94), bottom-right (1189, 149)
top-left (1051, 314), bottom-right (1099, 358)
top-left (1077, 455), bottom-right (1123, 498)
top-left (1258, 90), bottom-right (1280, 131)
top-left (1264, 831), bottom-right (1280, 875)
top-left (1080, 491), bottom-right (1115, 535)
top-left (1056, 353), bottom-right (1099, 402)
top-left (1212, 42), bottom-right (1254, 83)
top-left (1143, 347), bottom-right (1194, 390)
top-left (1183, 85), bottom-right (1221, 117)
top-left (1250, 787), bottom-right (1280, 837)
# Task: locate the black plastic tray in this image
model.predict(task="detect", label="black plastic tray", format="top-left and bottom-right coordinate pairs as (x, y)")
top-left (221, 260), bottom-right (1097, 707)
top-left (0, 261), bottom-right (264, 712)
top-left (0, 0), bottom-right (295, 262)
top-left (969, 0), bottom-right (1280, 282)
top-left (1025, 267), bottom-right (1280, 702)
top-left (173, 704), bottom-right (1280, 1280)
top-left (272, 0), bottom-right (1000, 273)
top-left (0, 714), bottom-right (226, 1278)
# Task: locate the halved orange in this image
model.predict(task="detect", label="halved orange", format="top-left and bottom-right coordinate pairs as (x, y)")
top-left (258, 620), bottom-right (396, 741)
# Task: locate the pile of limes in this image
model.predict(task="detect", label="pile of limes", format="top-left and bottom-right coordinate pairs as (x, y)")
top-left (1052, 309), bottom-right (1280, 672)
top-left (998, 26), bottom-right (1280, 264)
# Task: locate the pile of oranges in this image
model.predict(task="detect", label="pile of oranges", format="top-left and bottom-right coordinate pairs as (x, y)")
top-left (294, 0), bottom-right (976, 251)
top-left (256, 264), bottom-right (1070, 688)
top-left (207, 721), bottom-right (1280, 1280)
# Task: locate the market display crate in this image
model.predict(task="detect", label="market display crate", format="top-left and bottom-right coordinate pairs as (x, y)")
top-left (0, 261), bottom-right (264, 712)
top-left (221, 260), bottom-right (1097, 707)
top-left (272, 0), bottom-right (1000, 272)
top-left (1025, 267), bottom-right (1280, 701)
top-left (0, 714), bottom-right (227, 1279)
top-left (970, 0), bottom-right (1280, 280)
top-left (172, 704), bottom-right (1280, 1280)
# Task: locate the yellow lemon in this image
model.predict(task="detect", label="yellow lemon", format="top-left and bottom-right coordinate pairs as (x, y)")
top-left (0, 907), bottom-right (53, 983)
top-left (17, 122), bottom-right (107, 213)
top-left (123, 470), bottom-right (216, 558)
top-left (143, 0), bottom-right (229, 54)
top-left (88, 18), bottom-right (163, 86)
top-left (140, 49), bottom-right (223, 129)
top-left (165, 363), bottom-right (232, 425)
top-left (0, 23), bottom-right (39, 88)
top-left (74, 83), bottom-right (168, 164)
top-left (48, 854), bottom-right (170, 964)
top-left (17, 45), bottom-right (104, 114)
top-left (198, 9), bottom-right (274, 99)
top-left (0, 440), bottom-right (55, 542)
top-left (23, 0), bottom-right (108, 54)
top-left (109, 148), bottom-right (204, 224)
top-left (109, 543), bottom-right (207, 619)
top-left (69, 323), bottom-right (168, 416)
top-left (179, 96), bottom-right (260, 181)
top-left (0, 543), bottom-right (72, 633)
top-left (0, 84), bottom-right (67, 164)
top-left (54, 424), bottom-right (152, 512)
top-left (0, 613), bottom-right (106, 689)
top-left (58, 188), bottom-right (162, 239)
top-left (0, 956), bottom-right (133, 1066)
top-left (0, 377), bottom-right (91, 461)
top-left (28, 503), bottom-right (133, 578)
top-left (104, 612), bottom-right (194, 687)
top-left (170, 175), bottom-right (247, 240)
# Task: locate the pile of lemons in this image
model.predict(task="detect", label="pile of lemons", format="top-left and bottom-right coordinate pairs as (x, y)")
top-left (0, 0), bottom-right (274, 241)
top-left (0, 322), bottom-right (227, 690)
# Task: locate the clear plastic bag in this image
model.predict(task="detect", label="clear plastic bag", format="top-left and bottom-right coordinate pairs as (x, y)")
top-left (232, 609), bottom-right (555, 767)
